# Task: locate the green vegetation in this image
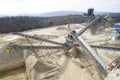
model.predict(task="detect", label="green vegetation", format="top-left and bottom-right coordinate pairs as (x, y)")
top-left (0, 15), bottom-right (84, 33)
top-left (0, 14), bottom-right (119, 33)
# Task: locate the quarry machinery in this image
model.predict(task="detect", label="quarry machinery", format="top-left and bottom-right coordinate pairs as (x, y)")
top-left (6, 32), bottom-right (70, 55)
top-left (67, 14), bottom-right (119, 73)
top-left (78, 15), bottom-right (111, 35)
top-left (114, 23), bottom-right (120, 40)
top-left (6, 14), bottom-right (120, 78)
top-left (84, 8), bottom-right (112, 35)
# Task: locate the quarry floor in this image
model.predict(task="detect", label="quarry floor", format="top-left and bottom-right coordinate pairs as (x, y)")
top-left (0, 66), bottom-right (26, 80)
top-left (0, 24), bottom-right (120, 80)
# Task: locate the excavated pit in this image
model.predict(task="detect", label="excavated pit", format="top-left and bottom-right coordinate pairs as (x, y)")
top-left (0, 24), bottom-right (120, 80)
top-left (0, 43), bottom-right (104, 80)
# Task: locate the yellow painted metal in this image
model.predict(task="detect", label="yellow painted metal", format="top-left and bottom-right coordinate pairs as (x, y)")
top-left (6, 47), bottom-right (12, 54)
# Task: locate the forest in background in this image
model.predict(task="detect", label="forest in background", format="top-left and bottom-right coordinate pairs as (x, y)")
top-left (0, 13), bottom-right (120, 33)
top-left (0, 15), bottom-right (84, 33)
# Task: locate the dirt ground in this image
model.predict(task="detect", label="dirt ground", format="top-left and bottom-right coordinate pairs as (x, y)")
top-left (0, 24), bottom-right (120, 80)
top-left (0, 66), bottom-right (26, 80)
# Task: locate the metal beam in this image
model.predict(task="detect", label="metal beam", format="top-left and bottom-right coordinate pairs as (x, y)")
top-left (11, 45), bottom-right (69, 50)
top-left (71, 31), bottom-right (107, 76)
top-left (78, 16), bottom-right (101, 35)
top-left (12, 32), bottom-right (66, 46)
top-left (78, 15), bottom-right (112, 36)
top-left (91, 45), bottom-right (120, 51)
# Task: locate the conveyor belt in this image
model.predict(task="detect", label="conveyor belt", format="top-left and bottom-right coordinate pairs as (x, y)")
top-left (12, 45), bottom-right (70, 50)
top-left (91, 45), bottom-right (120, 51)
top-left (12, 32), bottom-right (66, 46)
top-left (70, 31), bottom-right (107, 76)
top-left (78, 15), bottom-right (111, 36)
top-left (78, 16), bottom-right (101, 35)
